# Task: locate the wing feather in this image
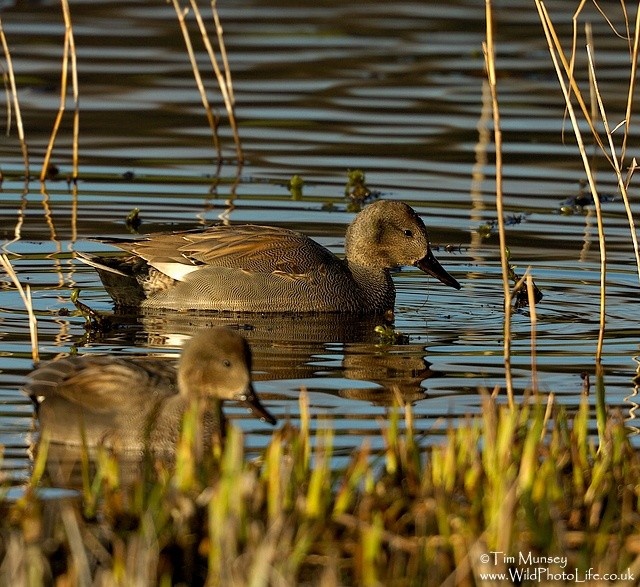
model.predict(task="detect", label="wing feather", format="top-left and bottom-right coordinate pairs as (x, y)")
top-left (114, 225), bottom-right (340, 278)
top-left (26, 355), bottom-right (177, 414)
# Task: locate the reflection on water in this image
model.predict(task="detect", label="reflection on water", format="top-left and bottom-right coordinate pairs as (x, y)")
top-left (1, 0), bottom-right (640, 485)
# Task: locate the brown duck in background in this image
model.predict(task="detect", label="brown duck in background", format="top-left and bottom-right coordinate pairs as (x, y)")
top-left (25, 328), bottom-right (276, 454)
top-left (77, 200), bottom-right (461, 312)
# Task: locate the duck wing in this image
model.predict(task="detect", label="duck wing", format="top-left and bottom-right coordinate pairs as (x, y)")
top-left (114, 225), bottom-right (341, 281)
top-left (26, 355), bottom-right (177, 414)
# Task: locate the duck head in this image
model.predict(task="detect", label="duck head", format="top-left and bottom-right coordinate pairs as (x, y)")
top-left (178, 328), bottom-right (277, 425)
top-left (345, 200), bottom-right (461, 290)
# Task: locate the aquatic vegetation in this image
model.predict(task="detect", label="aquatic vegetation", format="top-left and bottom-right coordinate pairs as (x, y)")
top-left (345, 169), bottom-right (377, 212)
top-left (125, 208), bottom-right (142, 232)
top-left (505, 247), bottom-right (543, 310)
top-left (476, 213), bottom-right (530, 238)
top-left (558, 181), bottom-right (617, 215)
top-left (3, 393), bottom-right (640, 585)
top-left (374, 324), bottom-right (409, 346)
top-left (287, 174), bottom-right (304, 200)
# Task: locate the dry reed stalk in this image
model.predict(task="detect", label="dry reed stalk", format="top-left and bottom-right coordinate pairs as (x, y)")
top-left (211, 1), bottom-right (234, 106)
top-left (191, 0), bottom-right (243, 164)
top-left (621, 17), bottom-right (640, 276)
top-left (621, 3), bottom-right (639, 163)
top-left (564, 4), bottom-right (639, 184)
top-left (542, 392), bottom-right (554, 441)
top-left (1, 67), bottom-right (9, 132)
top-left (211, 0), bottom-right (242, 163)
top-left (483, 0), bottom-right (514, 406)
top-left (0, 17), bottom-right (29, 179)
top-left (64, 0), bottom-right (79, 180)
top-left (525, 270), bottom-right (538, 393)
top-left (40, 0), bottom-right (79, 182)
top-left (170, 0), bottom-right (222, 163)
top-left (548, 7), bottom-right (610, 160)
top-left (534, 0), bottom-right (606, 364)
top-left (60, 505), bottom-right (92, 585)
top-left (564, 2), bottom-right (631, 126)
top-left (575, 17), bottom-right (640, 295)
top-left (585, 24), bottom-right (598, 122)
top-left (586, 20), bottom-right (640, 286)
top-left (586, 40), bottom-right (640, 284)
top-left (0, 254), bottom-right (39, 364)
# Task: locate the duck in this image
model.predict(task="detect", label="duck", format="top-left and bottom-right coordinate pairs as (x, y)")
top-left (25, 327), bottom-right (277, 453)
top-left (77, 200), bottom-right (461, 313)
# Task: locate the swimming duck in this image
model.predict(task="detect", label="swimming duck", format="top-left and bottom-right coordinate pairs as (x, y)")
top-left (25, 328), bottom-right (276, 453)
top-left (78, 200), bottom-right (461, 312)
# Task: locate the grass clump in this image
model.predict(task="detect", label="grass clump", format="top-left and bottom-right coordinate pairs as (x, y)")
top-left (2, 393), bottom-right (640, 585)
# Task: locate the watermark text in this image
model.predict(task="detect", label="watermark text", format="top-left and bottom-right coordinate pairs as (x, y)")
top-left (477, 551), bottom-right (634, 583)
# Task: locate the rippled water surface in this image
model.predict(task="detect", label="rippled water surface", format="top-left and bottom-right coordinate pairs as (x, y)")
top-left (1, 0), bottom-right (640, 483)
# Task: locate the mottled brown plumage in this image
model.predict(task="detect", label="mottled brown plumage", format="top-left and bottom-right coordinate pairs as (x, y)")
top-left (78, 200), bottom-right (461, 312)
top-left (25, 328), bottom-right (276, 453)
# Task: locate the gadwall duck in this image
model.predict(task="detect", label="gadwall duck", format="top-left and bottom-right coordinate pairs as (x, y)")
top-left (25, 328), bottom-right (276, 453)
top-left (78, 200), bottom-right (461, 312)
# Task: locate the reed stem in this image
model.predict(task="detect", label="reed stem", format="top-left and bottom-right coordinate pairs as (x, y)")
top-left (621, 4), bottom-right (639, 164)
top-left (483, 0), bottom-right (514, 406)
top-left (0, 254), bottom-right (39, 364)
top-left (0, 17), bottom-right (29, 180)
top-left (535, 0), bottom-right (606, 364)
top-left (211, 0), bottom-right (243, 164)
top-left (40, 0), bottom-right (79, 182)
top-left (525, 270), bottom-right (538, 393)
top-left (171, 0), bottom-right (222, 164)
top-left (63, 0), bottom-right (79, 181)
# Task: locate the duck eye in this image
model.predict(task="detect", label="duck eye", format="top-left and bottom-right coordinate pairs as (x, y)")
top-left (222, 359), bottom-right (231, 368)
top-left (403, 229), bottom-right (413, 238)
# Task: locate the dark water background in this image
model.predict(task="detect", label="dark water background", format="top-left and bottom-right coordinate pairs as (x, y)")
top-left (1, 0), bottom-right (639, 483)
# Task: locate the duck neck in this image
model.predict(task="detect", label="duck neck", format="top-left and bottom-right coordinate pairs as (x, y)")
top-left (205, 398), bottom-right (226, 452)
top-left (346, 261), bottom-right (396, 313)
top-left (178, 397), bottom-right (226, 457)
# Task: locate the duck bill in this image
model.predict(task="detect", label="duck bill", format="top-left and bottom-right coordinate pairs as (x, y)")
top-left (416, 248), bottom-right (461, 290)
top-left (236, 385), bottom-right (277, 425)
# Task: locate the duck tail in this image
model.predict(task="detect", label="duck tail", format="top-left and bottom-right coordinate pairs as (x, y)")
top-left (76, 251), bottom-right (129, 276)
top-left (76, 252), bottom-right (149, 307)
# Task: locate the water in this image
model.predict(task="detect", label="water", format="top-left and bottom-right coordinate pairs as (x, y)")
top-left (1, 0), bottom-right (639, 484)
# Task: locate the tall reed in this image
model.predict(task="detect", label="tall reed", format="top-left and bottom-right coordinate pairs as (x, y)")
top-left (40, 0), bottom-right (79, 182)
top-left (483, 1), bottom-right (514, 405)
top-left (0, 17), bottom-right (29, 179)
top-left (535, 1), bottom-right (640, 367)
top-left (0, 253), bottom-right (39, 363)
top-left (171, 0), bottom-right (243, 166)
